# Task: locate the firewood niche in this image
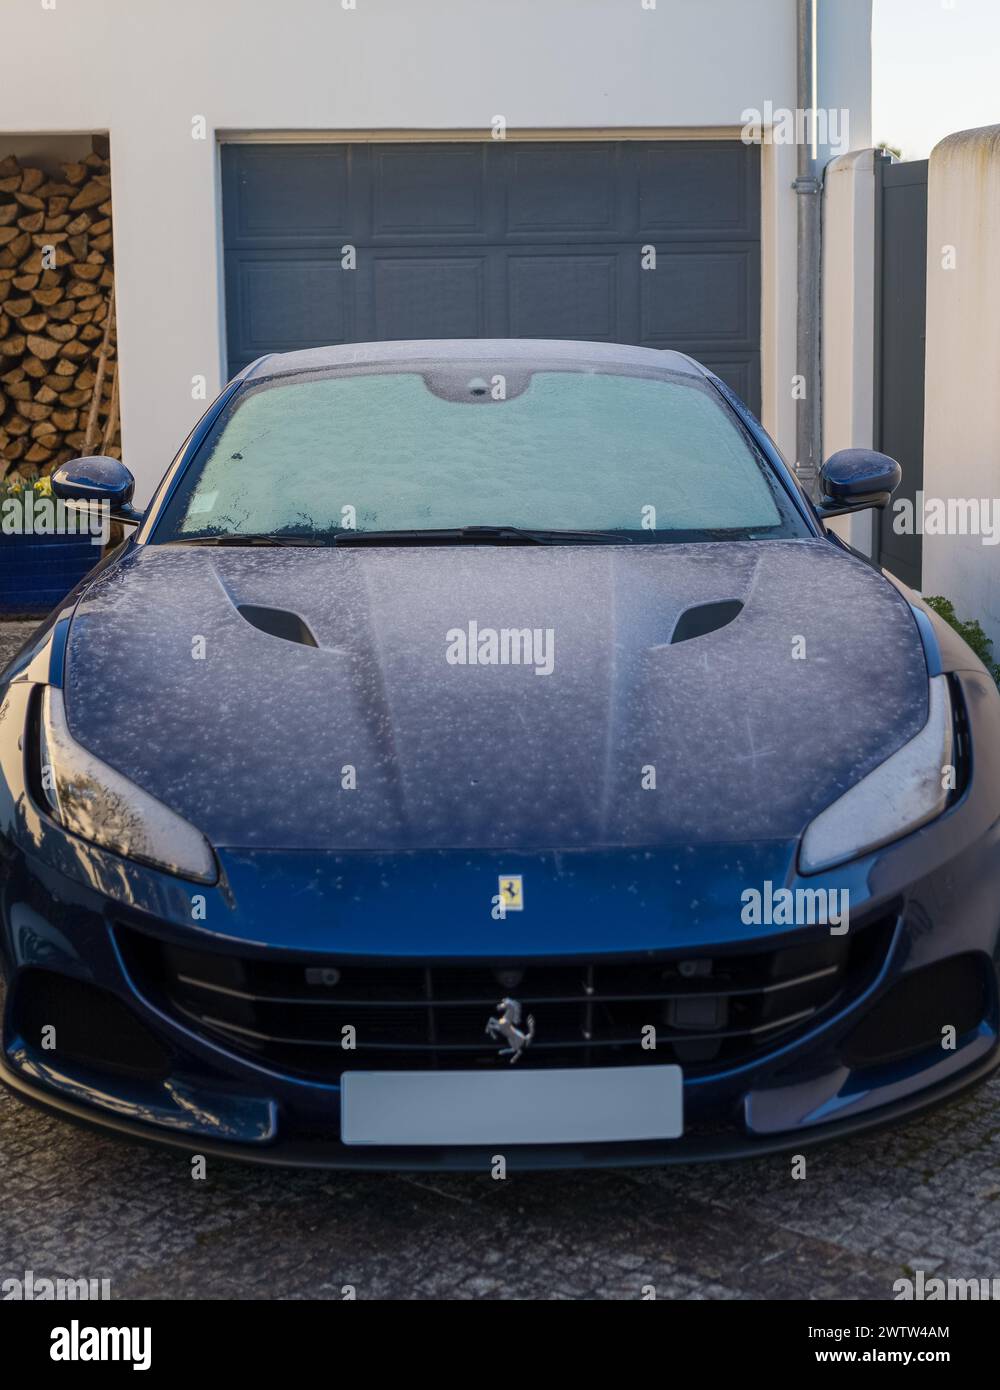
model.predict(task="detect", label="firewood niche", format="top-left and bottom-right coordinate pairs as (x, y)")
top-left (0, 149), bottom-right (119, 481)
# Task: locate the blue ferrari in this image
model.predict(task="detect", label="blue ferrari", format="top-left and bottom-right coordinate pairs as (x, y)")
top-left (2, 340), bottom-right (998, 1168)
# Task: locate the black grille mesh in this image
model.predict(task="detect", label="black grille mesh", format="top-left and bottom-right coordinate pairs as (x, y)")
top-left (119, 917), bottom-right (895, 1080)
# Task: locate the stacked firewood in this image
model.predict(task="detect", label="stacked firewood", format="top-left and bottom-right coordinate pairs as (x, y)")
top-left (0, 151), bottom-right (119, 481)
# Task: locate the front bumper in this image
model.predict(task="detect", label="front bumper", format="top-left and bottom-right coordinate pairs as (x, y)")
top-left (3, 670), bottom-right (1000, 1171)
top-left (2, 1039), bottom-right (998, 1171)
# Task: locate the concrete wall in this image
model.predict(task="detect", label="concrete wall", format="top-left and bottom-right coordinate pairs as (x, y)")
top-left (0, 0), bottom-right (872, 501)
top-left (822, 146), bottom-right (876, 556)
top-left (922, 125), bottom-right (1000, 645)
top-left (817, 0), bottom-right (875, 555)
top-left (818, 0), bottom-right (873, 159)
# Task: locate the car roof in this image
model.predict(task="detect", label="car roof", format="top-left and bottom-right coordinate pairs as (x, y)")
top-left (238, 339), bottom-right (708, 383)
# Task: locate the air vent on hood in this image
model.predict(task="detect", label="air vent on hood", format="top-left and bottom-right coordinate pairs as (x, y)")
top-left (670, 599), bottom-right (744, 644)
top-left (237, 604), bottom-right (318, 648)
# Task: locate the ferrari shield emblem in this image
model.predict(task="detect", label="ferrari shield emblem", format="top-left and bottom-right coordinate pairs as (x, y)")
top-left (498, 875), bottom-right (524, 911)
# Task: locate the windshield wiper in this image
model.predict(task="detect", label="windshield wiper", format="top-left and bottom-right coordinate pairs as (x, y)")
top-left (169, 526), bottom-right (627, 548)
top-left (332, 525), bottom-right (619, 546)
top-left (169, 533), bottom-right (327, 547)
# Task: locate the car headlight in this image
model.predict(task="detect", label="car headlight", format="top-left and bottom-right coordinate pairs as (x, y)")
top-left (799, 675), bottom-right (954, 874)
top-left (35, 685), bottom-right (217, 884)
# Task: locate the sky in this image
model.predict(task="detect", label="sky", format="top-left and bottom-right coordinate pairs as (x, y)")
top-left (872, 0), bottom-right (1000, 159)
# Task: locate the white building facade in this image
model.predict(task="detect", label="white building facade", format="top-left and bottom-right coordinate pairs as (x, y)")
top-left (1, 0), bottom-right (874, 502)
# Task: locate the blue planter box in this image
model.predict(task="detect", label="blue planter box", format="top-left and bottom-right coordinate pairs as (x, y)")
top-left (0, 534), bottom-right (100, 615)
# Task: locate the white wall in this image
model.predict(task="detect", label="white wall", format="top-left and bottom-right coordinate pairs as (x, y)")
top-left (0, 0), bottom-right (871, 501)
top-left (922, 124), bottom-right (1000, 645)
top-left (818, 0), bottom-right (873, 158)
top-left (822, 147), bottom-right (876, 556)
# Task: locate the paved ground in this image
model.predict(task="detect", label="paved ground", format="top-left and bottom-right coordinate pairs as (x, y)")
top-left (3, 618), bottom-right (999, 1300)
top-left (0, 621), bottom-right (36, 667)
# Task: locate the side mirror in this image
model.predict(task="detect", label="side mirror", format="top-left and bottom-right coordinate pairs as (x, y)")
top-left (51, 456), bottom-right (145, 527)
top-left (816, 448), bottom-right (901, 519)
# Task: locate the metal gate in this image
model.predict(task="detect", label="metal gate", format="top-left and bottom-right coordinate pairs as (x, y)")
top-left (874, 152), bottom-right (928, 588)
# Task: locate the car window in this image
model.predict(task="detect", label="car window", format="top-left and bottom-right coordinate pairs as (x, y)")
top-left (153, 365), bottom-right (809, 543)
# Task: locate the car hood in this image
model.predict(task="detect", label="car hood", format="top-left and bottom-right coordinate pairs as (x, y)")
top-left (63, 539), bottom-right (928, 852)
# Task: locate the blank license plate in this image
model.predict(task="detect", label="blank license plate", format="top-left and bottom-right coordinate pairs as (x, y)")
top-left (340, 1065), bottom-right (683, 1145)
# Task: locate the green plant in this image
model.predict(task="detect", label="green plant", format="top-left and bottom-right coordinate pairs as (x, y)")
top-left (0, 473), bottom-right (56, 538)
top-left (924, 595), bottom-right (1000, 686)
top-left (0, 472), bottom-right (53, 503)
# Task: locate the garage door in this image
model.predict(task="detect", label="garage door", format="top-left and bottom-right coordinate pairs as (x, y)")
top-left (221, 141), bottom-right (761, 410)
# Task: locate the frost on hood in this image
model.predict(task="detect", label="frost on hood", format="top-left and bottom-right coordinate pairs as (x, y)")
top-left (63, 539), bottom-right (928, 852)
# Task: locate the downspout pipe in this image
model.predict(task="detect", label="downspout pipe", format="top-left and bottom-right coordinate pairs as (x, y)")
top-left (794, 0), bottom-right (823, 497)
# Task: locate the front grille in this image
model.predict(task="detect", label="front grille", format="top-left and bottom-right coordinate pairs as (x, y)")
top-left (119, 916), bottom-right (895, 1081)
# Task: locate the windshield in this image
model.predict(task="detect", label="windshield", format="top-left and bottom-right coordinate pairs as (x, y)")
top-left (152, 363), bottom-right (808, 544)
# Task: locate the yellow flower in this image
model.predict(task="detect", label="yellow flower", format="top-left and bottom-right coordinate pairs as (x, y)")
top-left (35, 476), bottom-right (53, 497)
